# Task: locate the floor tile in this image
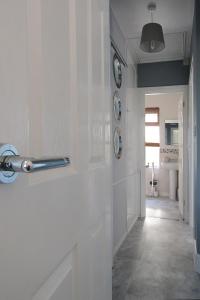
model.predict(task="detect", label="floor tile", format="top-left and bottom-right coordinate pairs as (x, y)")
top-left (112, 198), bottom-right (200, 300)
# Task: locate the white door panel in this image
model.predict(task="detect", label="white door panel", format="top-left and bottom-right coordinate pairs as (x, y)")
top-left (0, 1), bottom-right (112, 299)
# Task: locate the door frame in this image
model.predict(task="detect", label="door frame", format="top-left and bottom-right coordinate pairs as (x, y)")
top-left (188, 58), bottom-right (195, 229)
top-left (138, 85), bottom-right (188, 220)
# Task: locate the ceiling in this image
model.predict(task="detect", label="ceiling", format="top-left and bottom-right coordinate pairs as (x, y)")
top-left (110, 0), bottom-right (194, 63)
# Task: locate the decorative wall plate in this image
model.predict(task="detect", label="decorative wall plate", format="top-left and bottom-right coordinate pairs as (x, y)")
top-left (113, 91), bottom-right (122, 121)
top-left (113, 127), bottom-right (122, 159)
top-left (113, 54), bottom-right (122, 89)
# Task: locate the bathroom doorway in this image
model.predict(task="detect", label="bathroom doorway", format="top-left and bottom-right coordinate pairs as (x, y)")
top-left (139, 86), bottom-right (188, 221)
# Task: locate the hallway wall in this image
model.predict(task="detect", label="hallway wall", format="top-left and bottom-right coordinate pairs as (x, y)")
top-left (188, 63), bottom-right (195, 229)
top-left (110, 10), bottom-right (141, 255)
top-left (192, 0), bottom-right (200, 272)
top-left (126, 50), bottom-right (140, 231)
top-left (111, 45), bottom-right (127, 254)
top-left (110, 8), bottom-right (126, 62)
top-left (138, 60), bottom-right (190, 87)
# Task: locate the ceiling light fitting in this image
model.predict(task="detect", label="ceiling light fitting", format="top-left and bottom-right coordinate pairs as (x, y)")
top-left (140, 2), bottom-right (165, 53)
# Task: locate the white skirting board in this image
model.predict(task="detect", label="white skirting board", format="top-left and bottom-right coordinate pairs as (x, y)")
top-left (194, 242), bottom-right (200, 274)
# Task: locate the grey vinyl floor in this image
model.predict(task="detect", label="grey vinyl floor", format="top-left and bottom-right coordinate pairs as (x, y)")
top-left (112, 198), bottom-right (200, 300)
top-left (146, 197), bottom-right (180, 220)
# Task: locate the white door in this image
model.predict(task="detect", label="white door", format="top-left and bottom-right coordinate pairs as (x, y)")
top-left (0, 1), bottom-right (112, 300)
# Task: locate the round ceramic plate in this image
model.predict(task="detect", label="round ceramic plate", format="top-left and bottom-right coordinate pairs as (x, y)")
top-left (113, 54), bottom-right (122, 89)
top-left (113, 127), bottom-right (122, 159)
top-left (113, 91), bottom-right (122, 121)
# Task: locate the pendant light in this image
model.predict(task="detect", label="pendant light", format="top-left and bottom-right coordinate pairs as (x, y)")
top-left (140, 2), bottom-right (165, 53)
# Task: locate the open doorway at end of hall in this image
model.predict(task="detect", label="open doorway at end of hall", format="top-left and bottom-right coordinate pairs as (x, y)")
top-left (142, 88), bottom-right (188, 222)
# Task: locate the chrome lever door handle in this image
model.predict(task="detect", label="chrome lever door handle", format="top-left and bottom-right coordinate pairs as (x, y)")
top-left (0, 144), bottom-right (70, 184)
top-left (1, 156), bottom-right (70, 173)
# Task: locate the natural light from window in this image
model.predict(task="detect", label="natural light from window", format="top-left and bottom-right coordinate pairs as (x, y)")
top-left (145, 113), bottom-right (158, 123)
top-left (145, 126), bottom-right (160, 144)
top-left (145, 107), bottom-right (160, 168)
top-left (145, 147), bottom-right (160, 168)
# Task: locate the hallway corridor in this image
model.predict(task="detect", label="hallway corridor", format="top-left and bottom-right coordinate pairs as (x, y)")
top-left (112, 199), bottom-right (200, 300)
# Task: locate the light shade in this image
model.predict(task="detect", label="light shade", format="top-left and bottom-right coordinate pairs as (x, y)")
top-left (140, 22), bottom-right (165, 53)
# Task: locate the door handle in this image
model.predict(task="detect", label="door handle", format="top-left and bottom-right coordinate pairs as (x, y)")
top-left (1, 156), bottom-right (70, 173)
top-left (0, 144), bottom-right (70, 183)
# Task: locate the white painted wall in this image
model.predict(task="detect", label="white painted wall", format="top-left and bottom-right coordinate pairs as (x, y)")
top-left (188, 60), bottom-right (195, 228)
top-left (126, 49), bottom-right (140, 231)
top-left (145, 93), bottom-right (180, 197)
top-left (111, 45), bottom-right (127, 254)
top-left (110, 11), bottom-right (141, 255)
top-left (110, 8), bottom-right (127, 64)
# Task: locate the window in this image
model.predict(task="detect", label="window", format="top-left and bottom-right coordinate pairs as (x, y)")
top-left (145, 126), bottom-right (160, 144)
top-left (145, 107), bottom-right (160, 167)
top-left (145, 146), bottom-right (160, 168)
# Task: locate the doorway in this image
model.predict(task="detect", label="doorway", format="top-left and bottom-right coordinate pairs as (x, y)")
top-left (139, 86), bottom-right (188, 221)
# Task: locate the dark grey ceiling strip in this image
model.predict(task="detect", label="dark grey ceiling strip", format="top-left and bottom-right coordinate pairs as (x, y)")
top-left (111, 38), bottom-right (128, 67)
